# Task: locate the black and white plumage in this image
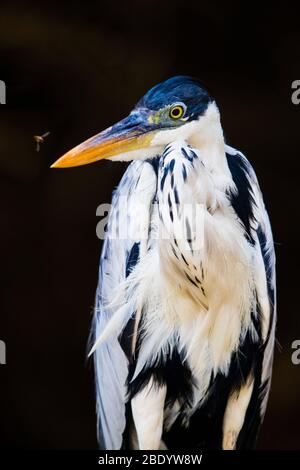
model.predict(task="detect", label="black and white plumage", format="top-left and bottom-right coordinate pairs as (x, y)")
top-left (52, 76), bottom-right (276, 450)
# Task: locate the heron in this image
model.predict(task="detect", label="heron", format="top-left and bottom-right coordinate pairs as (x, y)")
top-left (51, 76), bottom-right (276, 450)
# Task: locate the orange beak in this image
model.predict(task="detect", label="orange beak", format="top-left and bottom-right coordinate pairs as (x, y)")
top-left (51, 112), bottom-right (157, 168)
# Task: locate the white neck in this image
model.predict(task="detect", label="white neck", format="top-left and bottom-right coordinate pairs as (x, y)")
top-left (188, 102), bottom-right (227, 174)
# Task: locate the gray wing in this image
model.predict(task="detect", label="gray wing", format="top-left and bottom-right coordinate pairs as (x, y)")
top-left (90, 160), bottom-right (157, 449)
top-left (243, 152), bottom-right (276, 418)
top-left (225, 145), bottom-right (276, 446)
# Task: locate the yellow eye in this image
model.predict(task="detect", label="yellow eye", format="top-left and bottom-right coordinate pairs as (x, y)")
top-left (169, 104), bottom-right (185, 120)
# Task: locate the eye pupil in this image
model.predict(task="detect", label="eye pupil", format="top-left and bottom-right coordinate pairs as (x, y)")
top-left (170, 105), bottom-right (184, 119)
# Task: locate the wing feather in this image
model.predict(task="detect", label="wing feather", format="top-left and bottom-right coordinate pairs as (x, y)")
top-left (225, 145), bottom-right (276, 447)
top-left (90, 160), bottom-right (157, 449)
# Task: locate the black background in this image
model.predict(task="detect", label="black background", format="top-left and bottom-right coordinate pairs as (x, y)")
top-left (0, 0), bottom-right (299, 449)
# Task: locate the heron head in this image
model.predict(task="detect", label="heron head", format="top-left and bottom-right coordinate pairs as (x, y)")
top-left (51, 76), bottom-right (217, 168)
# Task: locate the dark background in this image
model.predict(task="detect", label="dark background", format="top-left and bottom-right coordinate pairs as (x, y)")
top-left (0, 0), bottom-right (299, 449)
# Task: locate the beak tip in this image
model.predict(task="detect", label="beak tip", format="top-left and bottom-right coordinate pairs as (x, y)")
top-left (50, 156), bottom-right (68, 168)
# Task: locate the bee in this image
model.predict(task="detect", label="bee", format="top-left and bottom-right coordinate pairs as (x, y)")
top-left (34, 131), bottom-right (50, 152)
